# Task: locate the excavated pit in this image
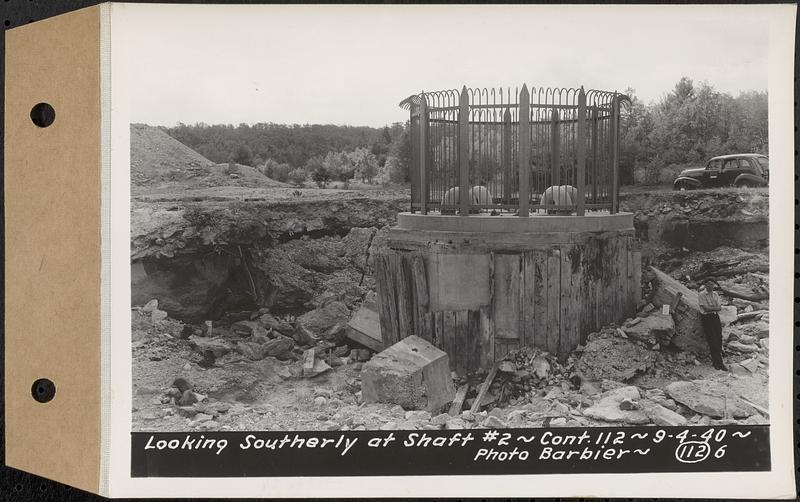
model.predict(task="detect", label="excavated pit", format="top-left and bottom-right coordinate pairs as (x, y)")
top-left (131, 194), bottom-right (402, 323)
top-left (132, 188), bottom-right (768, 326)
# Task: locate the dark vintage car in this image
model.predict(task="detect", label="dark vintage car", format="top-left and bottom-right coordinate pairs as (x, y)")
top-left (673, 154), bottom-right (769, 190)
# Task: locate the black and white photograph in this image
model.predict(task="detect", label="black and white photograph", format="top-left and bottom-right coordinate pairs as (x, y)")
top-left (130, 5), bottom-right (775, 434)
top-left (110, 3), bottom-right (794, 496)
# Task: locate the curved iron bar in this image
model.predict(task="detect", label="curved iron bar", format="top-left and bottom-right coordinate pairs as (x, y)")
top-left (403, 85), bottom-right (624, 216)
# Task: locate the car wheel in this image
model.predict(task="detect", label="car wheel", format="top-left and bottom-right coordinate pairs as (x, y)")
top-left (737, 181), bottom-right (754, 188)
top-left (674, 181), bottom-right (690, 191)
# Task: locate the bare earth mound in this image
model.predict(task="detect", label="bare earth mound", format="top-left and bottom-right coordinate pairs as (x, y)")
top-left (130, 123), bottom-right (289, 191)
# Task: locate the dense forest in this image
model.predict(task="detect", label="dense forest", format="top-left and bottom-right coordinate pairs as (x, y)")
top-left (620, 78), bottom-right (768, 184)
top-left (165, 78), bottom-right (768, 187)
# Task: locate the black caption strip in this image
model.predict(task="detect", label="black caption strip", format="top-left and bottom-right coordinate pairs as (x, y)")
top-left (132, 425), bottom-right (769, 477)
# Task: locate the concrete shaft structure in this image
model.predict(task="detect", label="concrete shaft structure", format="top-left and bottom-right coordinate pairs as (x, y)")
top-left (375, 213), bottom-right (641, 375)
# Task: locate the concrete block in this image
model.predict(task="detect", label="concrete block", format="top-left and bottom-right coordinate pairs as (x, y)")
top-left (346, 305), bottom-right (384, 352)
top-left (361, 335), bottom-right (455, 412)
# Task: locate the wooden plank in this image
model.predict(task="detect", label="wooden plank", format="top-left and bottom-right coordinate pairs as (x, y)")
top-left (420, 312), bottom-right (433, 344)
top-left (411, 255), bottom-right (429, 338)
top-left (532, 251), bottom-right (548, 351)
top-left (470, 362), bottom-right (499, 414)
top-left (633, 249), bottom-right (642, 306)
top-left (449, 384), bottom-right (469, 416)
top-left (394, 253), bottom-right (413, 339)
top-left (466, 309), bottom-right (481, 375)
top-left (625, 236), bottom-right (634, 317)
top-left (345, 305), bottom-right (384, 352)
top-left (571, 245), bottom-right (584, 353)
top-left (479, 305), bottom-right (494, 370)
top-left (443, 310), bottom-right (457, 371)
top-left (432, 311), bottom-right (444, 350)
top-left (454, 310), bottom-right (469, 376)
top-left (492, 253), bottom-right (521, 340)
top-left (559, 246), bottom-right (572, 358)
top-left (617, 235), bottom-right (627, 322)
top-left (302, 348), bottom-right (315, 377)
top-left (522, 251), bottom-right (537, 349)
top-left (375, 253), bottom-right (399, 346)
top-left (546, 249), bottom-right (561, 355)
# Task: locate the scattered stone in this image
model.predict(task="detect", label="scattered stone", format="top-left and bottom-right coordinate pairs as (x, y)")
top-left (498, 360), bottom-right (516, 373)
top-left (430, 413), bottom-right (449, 426)
top-left (445, 418), bottom-right (467, 429)
top-left (405, 410), bottom-right (432, 422)
top-left (173, 378), bottom-right (193, 393)
top-left (176, 406), bottom-right (198, 418)
top-left (727, 341), bottom-right (758, 353)
top-left (574, 333), bottom-right (656, 382)
top-left (739, 358), bottom-right (759, 373)
top-left (298, 301), bottom-right (350, 339)
top-left (142, 299), bottom-right (159, 312)
top-left (361, 335), bottom-right (455, 412)
top-left (304, 358), bottom-right (332, 379)
top-left (482, 415), bottom-right (506, 428)
top-left (639, 399), bottom-right (687, 426)
top-left (314, 396), bottom-right (327, 407)
top-left (729, 363), bottom-right (749, 376)
top-left (346, 304), bottom-right (384, 352)
top-left (189, 336), bottom-right (231, 358)
top-left (231, 320), bottom-right (260, 336)
top-left (583, 386), bottom-right (649, 424)
top-left (151, 309), bottom-right (168, 323)
top-left (192, 413), bottom-right (213, 424)
top-left (257, 313), bottom-right (281, 331)
top-left (718, 305), bottom-right (737, 326)
top-left (549, 417), bottom-right (567, 426)
top-left (623, 312), bottom-right (675, 345)
top-left (531, 355), bottom-right (550, 379)
top-left (665, 380), bottom-right (754, 419)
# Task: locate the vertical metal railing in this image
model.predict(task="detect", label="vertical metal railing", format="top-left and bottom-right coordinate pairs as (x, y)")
top-left (402, 85), bottom-right (625, 216)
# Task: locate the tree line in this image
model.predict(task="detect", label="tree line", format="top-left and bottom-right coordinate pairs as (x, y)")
top-left (620, 77), bottom-right (768, 185)
top-left (167, 121), bottom-right (412, 187)
top-left (165, 77), bottom-right (767, 188)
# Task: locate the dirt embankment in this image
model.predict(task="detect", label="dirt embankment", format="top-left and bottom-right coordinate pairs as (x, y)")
top-left (132, 193), bottom-right (405, 322)
top-left (620, 188), bottom-right (768, 260)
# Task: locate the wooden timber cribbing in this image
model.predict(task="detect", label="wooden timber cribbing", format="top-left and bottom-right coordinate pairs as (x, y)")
top-left (374, 233), bottom-right (641, 375)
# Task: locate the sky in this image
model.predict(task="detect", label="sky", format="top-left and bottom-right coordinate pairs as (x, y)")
top-left (119, 4), bottom-right (772, 128)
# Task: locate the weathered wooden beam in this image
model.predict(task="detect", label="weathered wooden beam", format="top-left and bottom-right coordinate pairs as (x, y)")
top-left (649, 266), bottom-right (706, 352)
top-left (470, 362), bottom-right (499, 414)
top-left (449, 384), bottom-right (469, 416)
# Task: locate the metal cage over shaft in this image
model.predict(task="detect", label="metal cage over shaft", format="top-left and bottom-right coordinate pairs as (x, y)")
top-left (401, 85), bottom-right (629, 216)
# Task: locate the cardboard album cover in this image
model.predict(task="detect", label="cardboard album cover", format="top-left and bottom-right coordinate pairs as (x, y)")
top-left (4, 3), bottom-right (797, 498)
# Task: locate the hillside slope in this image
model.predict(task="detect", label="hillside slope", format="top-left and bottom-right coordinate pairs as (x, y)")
top-left (130, 123), bottom-right (288, 190)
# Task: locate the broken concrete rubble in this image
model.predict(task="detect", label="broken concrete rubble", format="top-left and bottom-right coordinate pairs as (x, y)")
top-left (574, 330), bottom-right (656, 382)
top-left (622, 311), bottom-right (675, 345)
top-left (361, 335), bottom-right (454, 412)
top-left (583, 386), bottom-right (649, 424)
top-left (665, 380), bottom-right (754, 419)
top-left (297, 301), bottom-right (350, 341)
